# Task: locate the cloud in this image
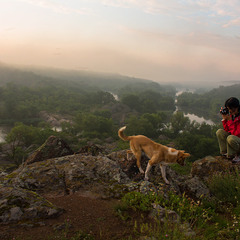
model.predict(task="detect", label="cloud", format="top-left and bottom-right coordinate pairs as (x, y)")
top-left (194, 0), bottom-right (240, 27)
top-left (100, 0), bottom-right (240, 28)
top-left (18, 0), bottom-right (93, 15)
top-left (223, 17), bottom-right (240, 28)
top-left (100, 0), bottom-right (189, 14)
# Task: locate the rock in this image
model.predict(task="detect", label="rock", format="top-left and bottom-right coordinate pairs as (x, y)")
top-left (148, 203), bottom-right (180, 223)
top-left (75, 143), bottom-right (106, 156)
top-left (9, 207), bottom-right (23, 221)
top-left (53, 222), bottom-right (73, 231)
top-left (191, 156), bottom-right (232, 181)
top-left (178, 176), bottom-right (210, 200)
top-left (0, 185), bottom-right (64, 223)
top-left (25, 135), bottom-right (74, 165)
top-left (39, 111), bottom-right (72, 127)
top-left (108, 150), bottom-right (149, 181)
top-left (180, 223), bottom-right (196, 237)
top-left (4, 154), bottom-right (130, 195)
top-left (139, 181), bottom-right (158, 195)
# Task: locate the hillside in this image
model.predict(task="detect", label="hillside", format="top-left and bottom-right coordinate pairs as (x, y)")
top-left (0, 63), bottom-right (175, 95)
top-left (0, 63), bottom-right (176, 126)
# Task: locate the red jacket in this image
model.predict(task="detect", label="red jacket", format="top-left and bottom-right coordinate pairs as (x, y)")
top-left (222, 115), bottom-right (240, 137)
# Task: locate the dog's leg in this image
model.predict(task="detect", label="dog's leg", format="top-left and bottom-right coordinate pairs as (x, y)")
top-left (144, 155), bottom-right (158, 181)
top-left (160, 164), bottom-right (170, 184)
top-left (135, 151), bottom-right (144, 174)
top-left (144, 162), bottom-right (152, 181)
top-left (126, 150), bottom-right (133, 161)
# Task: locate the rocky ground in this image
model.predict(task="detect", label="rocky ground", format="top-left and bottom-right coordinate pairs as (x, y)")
top-left (0, 192), bottom-right (135, 240)
top-left (0, 136), bottom-right (238, 240)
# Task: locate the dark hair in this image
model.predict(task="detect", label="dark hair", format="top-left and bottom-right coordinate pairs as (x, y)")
top-left (225, 97), bottom-right (240, 109)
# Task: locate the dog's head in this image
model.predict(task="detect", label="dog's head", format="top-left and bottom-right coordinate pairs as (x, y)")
top-left (177, 151), bottom-right (191, 166)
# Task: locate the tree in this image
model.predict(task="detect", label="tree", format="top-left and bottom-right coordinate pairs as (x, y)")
top-left (5, 122), bottom-right (57, 165)
top-left (74, 112), bottom-right (114, 138)
top-left (121, 94), bottom-right (141, 112)
top-left (170, 112), bottom-right (191, 136)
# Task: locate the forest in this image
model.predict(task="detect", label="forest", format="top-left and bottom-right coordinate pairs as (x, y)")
top-left (0, 64), bottom-right (224, 166)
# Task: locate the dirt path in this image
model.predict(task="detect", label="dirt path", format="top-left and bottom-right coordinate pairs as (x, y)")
top-left (0, 192), bottom-right (135, 240)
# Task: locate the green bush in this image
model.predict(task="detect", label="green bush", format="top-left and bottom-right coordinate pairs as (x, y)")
top-left (208, 170), bottom-right (240, 206)
top-left (121, 191), bottom-right (156, 212)
top-left (121, 191), bottom-right (215, 227)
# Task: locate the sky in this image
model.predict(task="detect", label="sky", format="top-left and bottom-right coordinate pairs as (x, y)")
top-left (1, 0), bottom-right (240, 85)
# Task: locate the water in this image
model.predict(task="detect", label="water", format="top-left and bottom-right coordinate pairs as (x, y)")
top-left (184, 113), bottom-right (214, 125)
top-left (175, 89), bottom-right (215, 125)
top-left (0, 90), bottom-right (215, 143)
top-left (0, 127), bottom-right (7, 143)
top-left (109, 92), bottom-right (119, 101)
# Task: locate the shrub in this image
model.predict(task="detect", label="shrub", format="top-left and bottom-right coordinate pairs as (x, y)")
top-left (208, 170), bottom-right (240, 206)
top-left (121, 191), bottom-right (215, 227)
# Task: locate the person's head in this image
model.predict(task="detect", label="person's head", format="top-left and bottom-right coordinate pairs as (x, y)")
top-left (225, 97), bottom-right (240, 115)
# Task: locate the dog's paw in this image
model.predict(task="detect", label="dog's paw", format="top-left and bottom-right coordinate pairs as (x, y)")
top-left (164, 179), bottom-right (170, 185)
top-left (144, 177), bottom-right (149, 181)
top-left (139, 168), bottom-right (144, 174)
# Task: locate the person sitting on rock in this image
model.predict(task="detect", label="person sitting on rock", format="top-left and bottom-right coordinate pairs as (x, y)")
top-left (216, 97), bottom-right (240, 164)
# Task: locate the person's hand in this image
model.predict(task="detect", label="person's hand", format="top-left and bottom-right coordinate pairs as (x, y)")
top-left (220, 107), bottom-right (231, 120)
top-left (222, 114), bottom-right (231, 120)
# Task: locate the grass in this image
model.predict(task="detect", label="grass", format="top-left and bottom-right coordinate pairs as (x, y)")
top-left (170, 160), bottom-right (192, 175)
top-left (113, 184), bottom-right (240, 240)
top-left (208, 169), bottom-right (240, 206)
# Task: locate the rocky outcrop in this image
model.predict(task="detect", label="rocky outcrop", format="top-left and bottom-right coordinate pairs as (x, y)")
top-left (1, 136), bottom-right (234, 225)
top-left (25, 135), bottom-right (74, 165)
top-left (4, 154), bottom-right (130, 195)
top-left (191, 156), bottom-right (232, 182)
top-left (0, 185), bottom-right (63, 223)
top-left (76, 143), bottom-right (107, 156)
top-left (39, 111), bottom-right (71, 128)
top-left (178, 176), bottom-right (210, 200)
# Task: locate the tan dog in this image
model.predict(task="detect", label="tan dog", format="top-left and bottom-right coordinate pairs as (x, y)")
top-left (118, 126), bottom-right (190, 184)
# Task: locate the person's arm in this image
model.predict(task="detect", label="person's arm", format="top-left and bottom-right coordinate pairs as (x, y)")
top-left (221, 113), bottom-right (231, 132)
top-left (231, 118), bottom-right (240, 137)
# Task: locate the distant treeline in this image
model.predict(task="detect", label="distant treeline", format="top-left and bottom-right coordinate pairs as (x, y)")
top-left (0, 83), bottom-right (175, 124)
top-left (0, 63), bottom-right (176, 124)
top-left (177, 84), bottom-right (240, 122)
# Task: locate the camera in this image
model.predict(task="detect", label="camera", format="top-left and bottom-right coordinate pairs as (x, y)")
top-left (220, 107), bottom-right (229, 115)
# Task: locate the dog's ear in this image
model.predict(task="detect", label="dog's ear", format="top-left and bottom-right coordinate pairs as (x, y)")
top-left (183, 152), bottom-right (191, 158)
top-left (177, 151), bottom-right (185, 166)
top-left (177, 151), bottom-right (190, 166)
top-left (179, 150), bottom-right (190, 158)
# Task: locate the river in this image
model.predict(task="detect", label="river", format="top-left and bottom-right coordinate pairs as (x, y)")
top-left (0, 90), bottom-right (215, 143)
top-left (175, 89), bottom-right (215, 125)
top-left (0, 127), bottom-right (7, 143)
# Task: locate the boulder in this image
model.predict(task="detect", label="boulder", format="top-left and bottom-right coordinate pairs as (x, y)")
top-left (0, 185), bottom-right (63, 223)
top-left (4, 154), bottom-right (130, 195)
top-left (191, 156), bottom-right (232, 182)
top-left (75, 143), bottom-right (106, 156)
top-left (149, 203), bottom-right (180, 223)
top-left (25, 135), bottom-right (74, 165)
top-left (178, 176), bottom-right (210, 200)
top-left (108, 150), bottom-right (149, 181)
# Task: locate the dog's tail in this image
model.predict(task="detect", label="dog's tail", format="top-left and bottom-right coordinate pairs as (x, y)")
top-left (118, 126), bottom-right (130, 141)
